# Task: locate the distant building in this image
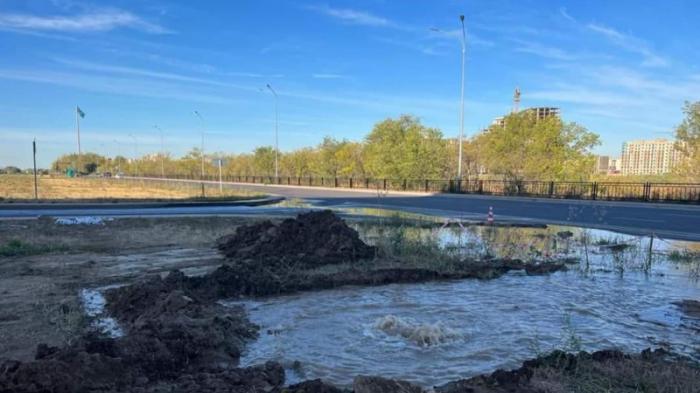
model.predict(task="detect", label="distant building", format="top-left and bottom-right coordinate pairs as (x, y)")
top-left (620, 139), bottom-right (683, 175)
top-left (526, 107), bottom-right (560, 120)
top-left (143, 153), bottom-right (161, 162)
top-left (608, 157), bottom-right (621, 174)
top-left (595, 155), bottom-right (610, 174)
top-left (490, 107), bottom-right (560, 128)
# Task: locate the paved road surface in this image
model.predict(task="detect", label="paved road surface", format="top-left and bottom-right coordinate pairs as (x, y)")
top-left (2, 178), bottom-right (699, 241)
top-left (215, 181), bottom-right (700, 241)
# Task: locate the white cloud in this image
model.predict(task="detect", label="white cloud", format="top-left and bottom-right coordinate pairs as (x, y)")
top-left (513, 40), bottom-right (575, 61)
top-left (427, 28), bottom-right (494, 47)
top-left (587, 23), bottom-right (668, 67)
top-left (312, 73), bottom-right (346, 79)
top-left (308, 5), bottom-right (392, 27)
top-left (52, 58), bottom-right (257, 91)
top-left (559, 8), bottom-right (576, 23)
top-left (0, 9), bottom-right (168, 34)
top-left (0, 68), bottom-right (244, 105)
top-left (528, 86), bottom-right (635, 107)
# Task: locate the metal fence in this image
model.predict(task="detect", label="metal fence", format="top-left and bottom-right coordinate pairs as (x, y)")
top-left (142, 174), bottom-right (700, 204)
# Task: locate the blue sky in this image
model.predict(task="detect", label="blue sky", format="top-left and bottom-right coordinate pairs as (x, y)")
top-left (1, 0), bottom-right (699, 168)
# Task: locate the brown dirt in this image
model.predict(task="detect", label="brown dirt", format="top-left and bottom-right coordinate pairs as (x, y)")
top-left (434, 349), bottom-right (700, 393)
top-left (0, 216), bottom-right (254, 362)
top-left (217, 210), bottom-right (376, 268)
top-left (107, 211), bottom-right (566, 303)
top-left (674, 299), bottom-right (700, 319)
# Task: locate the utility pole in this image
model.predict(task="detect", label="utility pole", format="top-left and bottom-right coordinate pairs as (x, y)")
top-left (75, 106), bottom-right (83, 174)
top-left (457, 15), bottom-right (466, 181)
top-left (193, 111), bottom-right (206, 197)
top-left (266, 84), bottom-right (279, 179)
top-left (113, 139), bottom-right (121, 174)
top-left (193, 111), bottom-right (205, 180)
top-left (154, 125), bottom-right (165, 178)
top-left (218, 158), bottom-right (223, 193)
top-left (129, 134), bottom-right (138, 177)
top-left (32, 139), bottom-right (38, 200)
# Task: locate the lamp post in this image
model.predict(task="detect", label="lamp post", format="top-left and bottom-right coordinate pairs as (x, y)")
top-left (265, 84), bottom-right (279, 179)
top-left (154, 125), bottom-right (165, 178)
top-left (430, 16), bottom-right (467, 181)
top-left (113, 139), bottom-right (121, 174)
top-left (193, 111), bottom-right (206, 181)
top-left (128, 133), bottom-right (138, 177)
top-left (457, 15), bottom-right (466, 181)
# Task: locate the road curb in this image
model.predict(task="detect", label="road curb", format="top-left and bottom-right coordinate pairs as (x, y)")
top-left (0, 196), bottom-right (285, 210)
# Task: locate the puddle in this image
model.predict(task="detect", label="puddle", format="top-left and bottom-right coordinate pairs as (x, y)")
top-left (227, 223), bottom-right (700, 388)
top-left (105, 248), bottom-right (222, 277)
top-left (56, 216), bottom-right (113, 225)
top-left (80, 286), bottom-right (124, 338)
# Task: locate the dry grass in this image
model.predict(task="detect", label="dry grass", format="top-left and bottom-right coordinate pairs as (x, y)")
top-left (531, 354), bottom-right (700, 393)
top-left (0, 175), bottom-right (261, 201)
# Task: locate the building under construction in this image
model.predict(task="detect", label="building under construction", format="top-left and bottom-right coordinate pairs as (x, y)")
top-left (490, 88), bottom-right (560, 128)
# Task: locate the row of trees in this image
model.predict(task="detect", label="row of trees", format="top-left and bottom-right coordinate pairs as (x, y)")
top-left (51, 102), bottom-right (699, 182)
top-left (50, 113), bottom-right (601, 181)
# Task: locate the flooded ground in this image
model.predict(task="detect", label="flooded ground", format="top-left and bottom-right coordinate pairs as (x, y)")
top-left (230, 223), bottom-right (700, 388)
top-left (2, 209), bottom-right (699, 391)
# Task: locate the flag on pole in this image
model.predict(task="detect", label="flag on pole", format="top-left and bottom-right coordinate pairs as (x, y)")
top-left (77, 106), bottom-right (85, 118)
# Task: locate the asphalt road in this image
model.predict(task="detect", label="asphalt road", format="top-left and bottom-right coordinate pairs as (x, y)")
top-left (2, 178), bottom-right (699, 241)
top-left (209, 181), bottom-right (700, 241)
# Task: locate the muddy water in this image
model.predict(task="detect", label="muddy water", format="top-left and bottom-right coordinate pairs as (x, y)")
top-left (228, 225), bottom-right (700, 388)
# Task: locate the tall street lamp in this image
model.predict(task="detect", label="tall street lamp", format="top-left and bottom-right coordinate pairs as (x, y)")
top-left (458, 14), bottom-right (466, 180)
top-left (113, 139), bottom-right (122, 174)
top-left (193, 111), bottom-right (205, 181)
top-left (128, 133), bottom-right (138, 177)
top-left (265, 83), bottom-right (279, 179)
top-left (153, 125), bottom-right (165, 178)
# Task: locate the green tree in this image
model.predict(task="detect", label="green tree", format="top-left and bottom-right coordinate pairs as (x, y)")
top-left (475, 111), bottom-right (599, 181)
top-left (252, 146), bottom-right (275, 176)
top-left (51, 152), bottom-right (108, 175)
top-left (363, 115), bottom-right (448, 179)
top-left (281, 148), bottom-right (315, 177)
top-left (335, 142), bottom-right (365, 177)
top-left (674, 101), bottom-right (700, 180)
top-left (310, 137), bottom-right (344, 177)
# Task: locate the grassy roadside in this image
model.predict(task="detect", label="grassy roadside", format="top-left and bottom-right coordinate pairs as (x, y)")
top-left (0, 174), bottom-right (263, 202)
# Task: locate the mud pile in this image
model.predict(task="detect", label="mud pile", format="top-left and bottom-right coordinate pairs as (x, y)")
top-left (0, 273), bottom-right (273, 393)
top-left (432, 348), bottom-right (699, 393)
top-left (217, 210), bottom-right (376, 267)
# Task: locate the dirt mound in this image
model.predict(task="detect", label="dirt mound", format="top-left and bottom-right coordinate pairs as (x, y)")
top-left (673, 299), bottom-right (700, 318)
top-left (217, 210), bottom-right (376, 267)
top-left (434, 348), bottom-right (698, 393)
top-left (0, 274), bottom-right (267, 393)
top-left (1, 346), bottom-right (284, 393)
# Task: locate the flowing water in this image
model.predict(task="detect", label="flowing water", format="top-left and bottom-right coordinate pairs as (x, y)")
top-left (226, 224), bottom-right (700, 388)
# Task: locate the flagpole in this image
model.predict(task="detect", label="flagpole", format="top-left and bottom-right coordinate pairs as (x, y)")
top-left (76, 106), bottom-right (82, 174)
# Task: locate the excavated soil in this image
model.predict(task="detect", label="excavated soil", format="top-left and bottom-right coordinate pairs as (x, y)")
top-left (217, 210), bottom-right (376, 268)
top-left (674, 299), bottom-right (700, 319)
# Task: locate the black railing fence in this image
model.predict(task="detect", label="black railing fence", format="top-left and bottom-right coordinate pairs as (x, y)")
top-left (137, 174), bottom-right (700, 204)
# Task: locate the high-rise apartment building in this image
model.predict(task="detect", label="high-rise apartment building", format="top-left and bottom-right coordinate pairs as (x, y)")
top-left (609, 157), bottom-right (621, 174)
top-left (620, 139), bottom-right (683, 175)
top-left (595, 155), bottom-right (610, 174)
top-left (490, 107), bottom-right (560, 128)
